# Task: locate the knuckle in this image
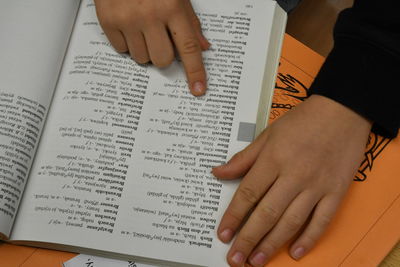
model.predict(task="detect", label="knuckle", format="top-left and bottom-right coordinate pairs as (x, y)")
top-left (150, 47), bottom-right (174, 67)
top-left (257, 205), bottom-right (280, 222)
top-left (239, 234), bottom-right (259, 248)
top-left (303, 234), bottom-right (317, 245)
top-left (283, 213), bottom-right (303, 232)
top-left (316, 213), bottom-right (332, 229)
top-left (115, 12), bottom-right (133, 26)
top-left (181, 38), bottom-right (201, 55)
top-left (225, 209), bottom-right (243, 224)
top-left (153, 56), bottom-right (174, 68)
top-left (271, 152), bottom-right (288, 166)
top-left (265, 239), bottom-right (279, 252)
top-left (237, 186), bottom-right (258, 204)
top-left (331, 180), bottom-right (349, 193)
top-left (134, 57), bottom-right (150, 64)
top-left (114, 45), bottom-right (128, 53)
top-left (141, 9), bottom-right (159, 23)
top-left (186, 66), bottom-right (204, 78)
top-left (131, 51), bottom-right (150, 64)
top-left (97, 13), bottom-right (114, 28)
top-left (167, 0), bottom-right (183, 13)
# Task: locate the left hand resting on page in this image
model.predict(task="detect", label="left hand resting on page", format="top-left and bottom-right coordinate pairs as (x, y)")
top-left (212, 94), bottom-right (372, 267)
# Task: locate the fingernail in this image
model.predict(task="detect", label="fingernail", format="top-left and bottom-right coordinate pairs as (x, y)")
top-left (251, 252), bottom-right (267, 266)
top-left (192, 81), bottom-right (205, 95)
top-left (292, 247), bottom-right (305, 260)
top-left (219, 228), bottom-right (233, 242)
top-left (231, 251), bottom-right (244, 265)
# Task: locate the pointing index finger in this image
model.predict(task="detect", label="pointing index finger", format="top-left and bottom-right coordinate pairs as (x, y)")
top-left (168, 13), bottom-right (207, 96)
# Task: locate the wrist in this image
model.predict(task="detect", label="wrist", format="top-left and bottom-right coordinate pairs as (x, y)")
top-left (303, 94), bottom-right (372, 135)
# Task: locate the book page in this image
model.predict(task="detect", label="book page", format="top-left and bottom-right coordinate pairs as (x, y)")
top-left (63, 254), bottom-right (156, 267)
top-left (0, 0), bottom-right (80, 237)
top-left (12, 0), bottom-right (282, 266)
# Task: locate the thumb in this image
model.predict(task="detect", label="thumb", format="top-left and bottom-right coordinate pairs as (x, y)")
top-left (212, 129), bottom-right (269, 179)
top-left (195, 24), bottom-right (211, 51)
top-left (183, 0), bottom-right (210, 50)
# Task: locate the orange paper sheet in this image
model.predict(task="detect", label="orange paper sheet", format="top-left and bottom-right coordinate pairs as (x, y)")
top-left (0, 243), bottom-right (75, 267)
top-left (1, 34), bottom-right (399, 267)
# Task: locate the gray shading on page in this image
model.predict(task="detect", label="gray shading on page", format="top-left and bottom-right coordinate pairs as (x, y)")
top-left (0, 94), bottom-right (46, 232)
top-left (0, 0), bottom-right (80, 237)
top-left (237, 122), bottom-right (256, 142)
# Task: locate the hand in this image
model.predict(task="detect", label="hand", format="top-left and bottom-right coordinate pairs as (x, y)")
top-left (212, 95), bottom-right (372, 266)
top-left (94, 0), bottom-right (210, 96)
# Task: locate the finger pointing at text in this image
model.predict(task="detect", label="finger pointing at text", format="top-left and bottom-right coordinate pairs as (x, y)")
top-left (94, 0), bottom-right (210, 96)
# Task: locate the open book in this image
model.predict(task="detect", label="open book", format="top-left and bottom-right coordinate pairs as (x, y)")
top-left (2, 34), bottom-right (399, 267)
top-left (62, 35), bottom-right (400, 267)
top-left (0, 0), bottom-right (286, 266)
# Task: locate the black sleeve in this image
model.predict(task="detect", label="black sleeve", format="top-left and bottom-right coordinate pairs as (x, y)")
top-left (276, 0), bottom-right (301, 12)
top-left (308, 0), bottom-right (400, 138)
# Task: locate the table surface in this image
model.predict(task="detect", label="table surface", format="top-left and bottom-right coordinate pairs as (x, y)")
top-left (0, 1), bottom-right (398, 266)
top-left (286, 0), bottom-right (400, 265)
